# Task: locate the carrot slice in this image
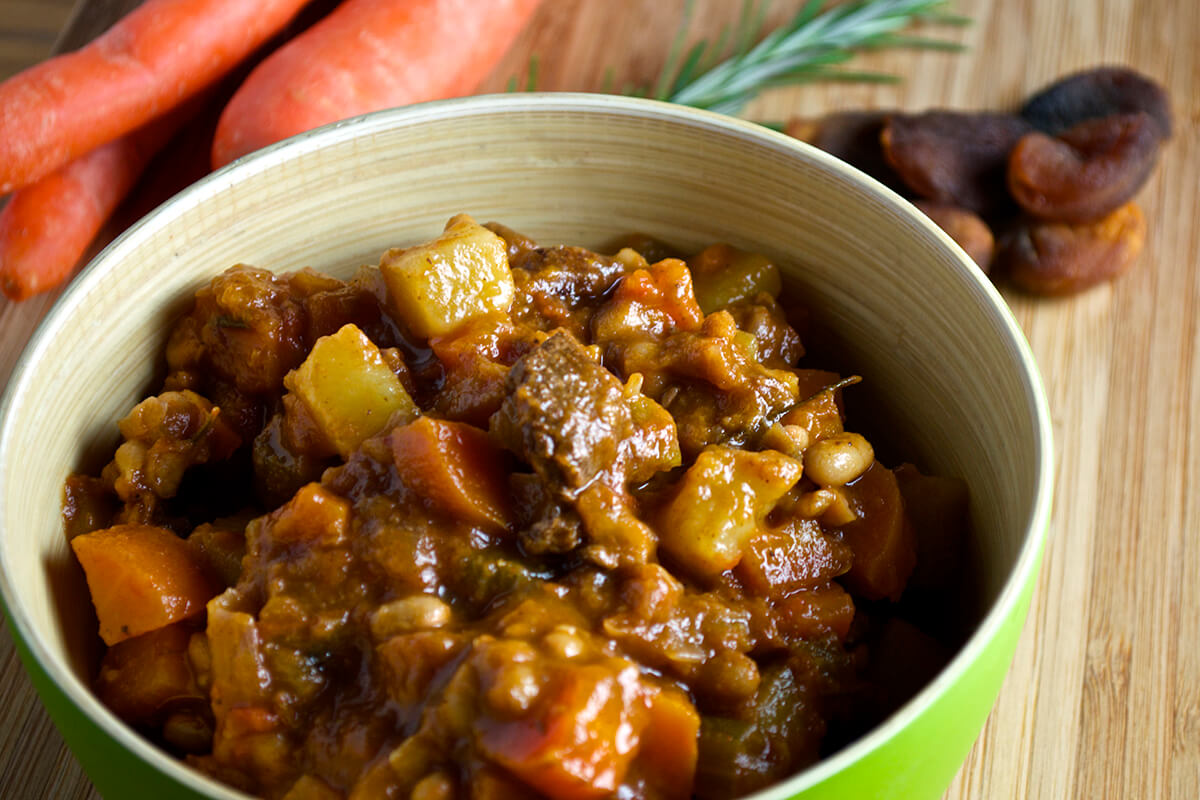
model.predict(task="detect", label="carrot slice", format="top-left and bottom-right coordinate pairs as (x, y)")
top-left (391, 416), bottom-right (513, 534)
top-left (71, 524), bottom-right (221, 645)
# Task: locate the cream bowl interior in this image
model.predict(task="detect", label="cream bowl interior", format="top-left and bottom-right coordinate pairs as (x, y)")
top-left (0, 94), bottom-right (1052, 799)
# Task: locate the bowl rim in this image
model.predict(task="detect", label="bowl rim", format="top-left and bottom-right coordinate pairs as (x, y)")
top-left (0, 92), bottom-right (1054, 799)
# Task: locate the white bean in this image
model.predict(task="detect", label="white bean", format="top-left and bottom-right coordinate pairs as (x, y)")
top-left (369, 595), bottom-right (453, 641)
top-left (804, 432), bottom-right (874, 486)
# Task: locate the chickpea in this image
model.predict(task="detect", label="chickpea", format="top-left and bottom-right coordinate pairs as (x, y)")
top-left (369, 595), bottom-right (453, 642)
top-left (486, 662), bottom-right (541, 717)
top-left (760, 422), bottom-right (810, 459)
top-left (796, 488), bottom-right (837, 518)
top-left (162, 709), bottom-right (213, 754)
top-left (411, 772), bottom-right (455, 800)
top-left (821, 488), bottom-right (857, 527)
top-left (804, 432), bottom-right (874, 486)
top-left (543, 625), bottom-right (587, 660)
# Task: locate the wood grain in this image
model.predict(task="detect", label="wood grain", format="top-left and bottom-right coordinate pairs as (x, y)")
top-left (0, 1), bottom-right (1196, 799)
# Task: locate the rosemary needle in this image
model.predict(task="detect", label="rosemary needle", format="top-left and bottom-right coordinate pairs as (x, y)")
top-left (659, 0), bottom-right (967, 115)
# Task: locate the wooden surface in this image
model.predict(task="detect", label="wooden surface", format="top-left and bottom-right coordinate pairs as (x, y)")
top-left (0, 1), bottom-right (1196, 798)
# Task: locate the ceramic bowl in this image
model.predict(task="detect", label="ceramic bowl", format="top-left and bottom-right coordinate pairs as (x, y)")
top-left (0, 94), bottom-right (1053, 800)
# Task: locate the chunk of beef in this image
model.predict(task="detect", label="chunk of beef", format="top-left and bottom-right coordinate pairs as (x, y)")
top-left (491, 332), bottom-right (635, 497)
top-left (509, 246), bottom-right (630, 338)
top-left (493, 333), bottom-right (677, 569)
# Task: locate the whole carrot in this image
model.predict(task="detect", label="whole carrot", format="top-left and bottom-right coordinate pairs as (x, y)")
top-left (0, 0), bottom-right (311, 194)
top-left (0, 116), bottom-right (180, 301)
top-left (211, 0), bottom-right (544, 168)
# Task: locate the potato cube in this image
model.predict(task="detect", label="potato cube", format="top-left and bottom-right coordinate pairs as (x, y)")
top-left (657, 446), bottom-right (803, 580)
top-left (284, 323), bottom-right (417, 457)
top-left (379, 214), bottom-right (514, 338)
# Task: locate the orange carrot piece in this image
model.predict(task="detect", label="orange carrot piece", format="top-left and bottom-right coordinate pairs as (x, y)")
top-left (633, 686), bottom-right (700, 800)
top-left (267, 483), bottom-right (351, 546)
top-left (0, 115), bottom-right (181, 301)
top-left (0, 0), bottom-right (311, 193)
top-left (94, 621), bottom-right (202, 725)
top-left (773, 582), bottom-right (856, 641)
top-left (71, 523), bottom-right (222, 645)
top-left (479, 662), bottom-right (650, 800)
top-left (211, 0), bottom-right (545, 167)
top-left (390, 416), bottom-right (513, 534)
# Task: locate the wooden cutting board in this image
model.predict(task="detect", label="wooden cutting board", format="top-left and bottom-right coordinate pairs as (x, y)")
top-left (0, 1), bottom-right (1197, 799)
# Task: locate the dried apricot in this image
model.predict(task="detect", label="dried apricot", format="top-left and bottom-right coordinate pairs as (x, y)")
top-left (787, 111), bottom-right (905, 191)
top-left (1000, 202), bottom-right (1146, 296)
top-left (881, 111), bottom-right (1033, 216)
top-left (1021, 66), bottom-right (1173, 139)
top-left (1008, 112), bottom-right (1161, 223)
top-left (912, 201), bottom-right (995, 272)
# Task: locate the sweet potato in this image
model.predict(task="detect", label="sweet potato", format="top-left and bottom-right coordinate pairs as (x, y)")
top-left (633, 685), bottom-right (700, 800)
top-left (772, 582), bottom-right (856, 641)
top-left (478, 661), bottom-right (650, 799)
top-left (838, 462), bottom-right (917, 601)
top-left (94, 621), bottom-right (204, 725)
top-left (71, 524), bottom-right (221, 645)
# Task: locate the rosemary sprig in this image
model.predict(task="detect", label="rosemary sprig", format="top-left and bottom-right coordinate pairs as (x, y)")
top-left (658, 0), bottom-right (967, 115)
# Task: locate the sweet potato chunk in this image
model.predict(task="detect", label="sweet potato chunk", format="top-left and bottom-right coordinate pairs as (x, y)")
top-left (478, 660), bottom-right (650, 800)
top-left (391, 416), bottom-right (513, 534)
top-left (72, 524), bottom-right (221, 645)
top-left (772, 582), bottom-right (856, 641)
top-left (839, 462), bottom-right (917, 601)
top-left (94, 621), bottom-right (203, 724)
top-left (658, 446), bottom-right (804, 580)
top-left (268, 483), bottom-right (351, 547)
top-left (284, 323), bottom-right (417, 457)
top-left (736, 518), bottom-right (853, 597)
top-left (379, 214), bottom-right (515, 338)
top-left (633, 685), bottom-right (701, 800)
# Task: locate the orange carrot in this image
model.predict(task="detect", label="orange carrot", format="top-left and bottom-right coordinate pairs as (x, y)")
top-left (634, 686), bottom-right (700, 800)
top-left (0, 115), bottom-right (180, 301)
top-left (390, 416), bottom-right (514, 535)
top-left (212, 0), bottom-right (544, 168)
top-left (71, 524), bottom-right (222, 646)
top-left (0, 0), bottom-right (311, 194)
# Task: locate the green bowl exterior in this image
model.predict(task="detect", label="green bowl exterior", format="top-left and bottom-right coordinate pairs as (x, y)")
top-left (3, 616), bottom-right (206, 799)
top-left (787, 541), bottom-right (1045, 800)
